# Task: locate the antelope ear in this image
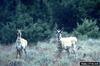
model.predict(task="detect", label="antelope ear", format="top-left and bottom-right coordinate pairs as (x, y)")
top-left (16, 29), bottom-right (19, 34)
top-left (61, 27), bottom-right (64, 31)
top-left (57, 29), bottom-right (59, 32)
top-left (60, 30), bottom-right (62, 33)
top-left (56, 29), bottom-right (59, 34)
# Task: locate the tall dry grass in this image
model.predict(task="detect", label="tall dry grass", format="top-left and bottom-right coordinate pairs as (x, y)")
top-left (0, 38), bottom-right (100, 66)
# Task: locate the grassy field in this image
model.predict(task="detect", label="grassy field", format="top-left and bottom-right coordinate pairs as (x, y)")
top-left (0, 38), bottom-right (100, 66)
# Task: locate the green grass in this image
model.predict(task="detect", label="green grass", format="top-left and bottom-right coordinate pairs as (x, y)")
top-left (0, 38), bottom-right (100, 66)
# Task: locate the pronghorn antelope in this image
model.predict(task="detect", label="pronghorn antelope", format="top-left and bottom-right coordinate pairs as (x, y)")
top-left (15, 30), bottom-right (28, 58)
top-left (56, 29), bottom-right (77, 55)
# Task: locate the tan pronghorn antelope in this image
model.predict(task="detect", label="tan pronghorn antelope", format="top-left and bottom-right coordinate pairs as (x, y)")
top-left (15, 30), bottom-right (28, 58)
top-left (56, 29), bottom-right (77, 55)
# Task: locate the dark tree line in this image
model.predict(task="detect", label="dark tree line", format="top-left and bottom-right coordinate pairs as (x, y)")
top-left (0, 0), bottom-right (100, 44)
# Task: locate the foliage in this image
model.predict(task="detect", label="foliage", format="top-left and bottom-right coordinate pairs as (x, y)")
top-left (0, 0), bottom-right (100, 44)
top-left (73, 19), bottom-right (100, 38)
top-left (1, 39), bottom-right (100, 66)
top-left (0, 1), bottom-right (53, 44)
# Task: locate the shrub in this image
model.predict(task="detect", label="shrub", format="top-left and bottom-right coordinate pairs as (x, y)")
top-left (73, 18), bottom-right (100, 38)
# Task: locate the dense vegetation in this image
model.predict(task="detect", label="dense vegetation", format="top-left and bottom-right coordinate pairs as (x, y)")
top-left (0, 39), bottom-right (100, 66)
top-left (0, 0), bottom-right (100, 44)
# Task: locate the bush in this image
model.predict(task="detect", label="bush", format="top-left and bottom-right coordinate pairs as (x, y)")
top-left (73, 18), bottom-right (100, 38)
top-left (0, 23), bottom-right (16, 44)
top-left (23, 19), bottom-right (53, 43)
top-left (0, 18), bottom-right (54, 44)
top-left (0, 2), bottom-right (54, 44)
